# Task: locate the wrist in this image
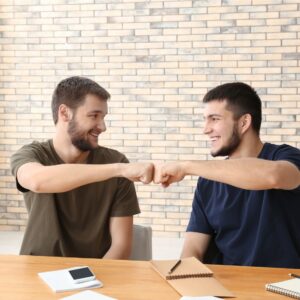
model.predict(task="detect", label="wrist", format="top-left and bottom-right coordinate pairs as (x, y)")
top-left (113, 163), bottom-right (125, 177)
top-left (180, 161), bottom-right (190, 176)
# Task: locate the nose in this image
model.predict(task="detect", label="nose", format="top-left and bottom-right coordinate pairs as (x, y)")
top-left (203, 120), bottom-right (211, 135)
top-left (97, 119), bottom-right (106, 133)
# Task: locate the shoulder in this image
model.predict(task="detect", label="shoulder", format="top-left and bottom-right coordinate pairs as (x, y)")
top-left (91, 146), bottom-right (129, 163)
top-left (261, 143), bottom-right (300, 169)
top-left (12, 140), bottom-right (52, 158)
top-left (10, 140), bottom-right (54, 175)
top-left (261, 142), bottom-right (300, 159)
top-left (262, 142), bottom-right (299, 154)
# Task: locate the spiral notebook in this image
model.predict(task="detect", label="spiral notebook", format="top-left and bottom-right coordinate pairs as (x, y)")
top-left (151, 257), bottom-right (234, 298)
top-left (265, 278), bottom-right (300, 299)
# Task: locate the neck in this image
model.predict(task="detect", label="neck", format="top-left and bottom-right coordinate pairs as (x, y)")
top-left (229, 133), bottom-right (263, 159)
top-left (52, 131), bottom-right (90, 164)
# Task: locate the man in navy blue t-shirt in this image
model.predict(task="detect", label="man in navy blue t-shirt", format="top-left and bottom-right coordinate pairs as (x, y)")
top-left (154, 82), bottom-right (300, 268)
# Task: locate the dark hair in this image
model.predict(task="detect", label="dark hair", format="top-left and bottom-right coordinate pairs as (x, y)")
top-left (52, 76), bottom-right (110, 124)
top-left (203, 82), bottom-right (262, 134)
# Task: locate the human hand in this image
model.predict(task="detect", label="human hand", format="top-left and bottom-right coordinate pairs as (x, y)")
top-left (122, 162), bottom-right (154, 184)
top-left (153, 161), bottom-right (186, 187)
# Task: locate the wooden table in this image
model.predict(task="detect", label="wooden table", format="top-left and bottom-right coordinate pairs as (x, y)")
top-left (0, 255), bottom-right (298, 299)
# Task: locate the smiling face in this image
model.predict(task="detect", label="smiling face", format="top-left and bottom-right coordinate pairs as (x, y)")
top-left (203, 100), bottom-right (242, 157)
top-left (67, 94), bottom-right (107, 152)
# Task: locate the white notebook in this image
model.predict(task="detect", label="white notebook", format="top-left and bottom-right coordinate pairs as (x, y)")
top-left (38, 267), bottom-right (103, 293)
top-left (265, 278), bottom-right (300, 299)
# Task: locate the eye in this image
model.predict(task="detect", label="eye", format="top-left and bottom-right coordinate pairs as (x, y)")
top-left (89, 114), bottom-right (98, 119)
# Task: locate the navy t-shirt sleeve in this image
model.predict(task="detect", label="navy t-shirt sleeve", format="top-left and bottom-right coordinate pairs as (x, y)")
top-left (272, 144), bottom-right (300, 169)
top-left (267, 143), bottom-right (300, 192)
top-left (187, 178), bottom-right (214, 234)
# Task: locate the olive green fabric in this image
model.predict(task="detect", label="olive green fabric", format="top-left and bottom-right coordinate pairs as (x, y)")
top-left (10, 140), bottom-right (140, 258)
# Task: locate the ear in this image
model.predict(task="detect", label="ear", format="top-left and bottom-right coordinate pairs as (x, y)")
top-left (58, 104), bottom-right (72, 122)
top-left (239, 113), bottom-right (252, 134)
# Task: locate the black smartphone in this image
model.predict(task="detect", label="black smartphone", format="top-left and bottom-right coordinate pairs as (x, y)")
top-left (68, 266), bottom-right (96, 284)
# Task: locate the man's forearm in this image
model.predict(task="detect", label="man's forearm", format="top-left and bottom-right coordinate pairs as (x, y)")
top-left (183, 158), bottom-right (299, 190)
top-left (102, 245), bottom-right (131, 260)
top-left (18, 163), bottom-right (125, 193)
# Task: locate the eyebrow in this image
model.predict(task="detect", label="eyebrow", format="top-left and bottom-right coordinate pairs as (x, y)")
top-left (87, 110), bottom-right (106, 115)
top-left (204, 114), bottom-right (222, 119)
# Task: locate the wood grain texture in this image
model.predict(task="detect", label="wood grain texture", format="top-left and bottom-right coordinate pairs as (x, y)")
top-left (0, 255), bottom-right (297, 300)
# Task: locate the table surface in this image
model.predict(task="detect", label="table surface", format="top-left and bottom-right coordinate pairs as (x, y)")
top-left (0, 255), bottom-right (298, 300)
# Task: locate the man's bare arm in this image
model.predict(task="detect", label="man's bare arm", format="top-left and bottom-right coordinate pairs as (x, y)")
top-left (155, 158), bottom-right (300, 190)
top-left (103, 216), bottom-right (133, 259)
top-left (17, 161), bottom-right (154, 193)
top-left (181, 232), bottom-right (211, 261)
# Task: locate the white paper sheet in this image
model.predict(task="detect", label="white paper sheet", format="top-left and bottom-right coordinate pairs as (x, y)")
top-left (38, 267), bottom-right (103, 293)
top-left (60, 290), bottom-right (116, 300)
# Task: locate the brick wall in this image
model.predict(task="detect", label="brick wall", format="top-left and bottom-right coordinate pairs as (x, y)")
top-left (0, 0), bottom-right (299, 237)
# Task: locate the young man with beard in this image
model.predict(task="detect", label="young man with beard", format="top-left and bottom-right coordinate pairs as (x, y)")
top-left (154, 82), bottom-right (300, 268)
top-left (11, 76), bottom-right (153, 259)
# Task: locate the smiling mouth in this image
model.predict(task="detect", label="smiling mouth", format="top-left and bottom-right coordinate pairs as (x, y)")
top-left (210, 136), bottom-right (219, 143)
top-left (89, 131), bottom-right (100, 138)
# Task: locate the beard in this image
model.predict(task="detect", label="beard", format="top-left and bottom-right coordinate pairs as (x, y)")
top-left (67, 118), bottom-right (97, 152)
top-left (211, 124), bottom-right (241, 157)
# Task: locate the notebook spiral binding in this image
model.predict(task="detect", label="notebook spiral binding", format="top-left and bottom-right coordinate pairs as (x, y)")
top-left (166, 273), bottom-right (213, 281)
top-left (266, 284), bottom-right (300, 299)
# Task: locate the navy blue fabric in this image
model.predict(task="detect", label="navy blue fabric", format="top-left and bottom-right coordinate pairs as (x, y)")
top-left (187, 143), bottom-right (300, 268)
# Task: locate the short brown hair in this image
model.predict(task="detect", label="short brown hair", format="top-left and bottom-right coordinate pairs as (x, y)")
top-left (52, 76), bottom-right (110, 124)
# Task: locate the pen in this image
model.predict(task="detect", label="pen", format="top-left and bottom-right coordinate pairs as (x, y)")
top-left (289, 273), bottom-right (300, 279)
top-left (168, 260), bottom-right (181, 274)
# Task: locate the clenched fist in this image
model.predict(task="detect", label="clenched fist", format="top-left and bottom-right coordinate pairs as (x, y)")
top-left (153, 161), bottom-right (186, 187)
top-left (121, 162), bottom-right (154, 184)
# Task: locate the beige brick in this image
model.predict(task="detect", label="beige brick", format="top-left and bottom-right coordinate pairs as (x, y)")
top-left (165, 225), bottom-right (186, 232)
top-left (7, 206), bottom-right (27, 213)
top-left (0, 225), bottom-right (21, 231)
top-left (252, 0), bottom-right (285, 5)
top-left (253, 25), bottom-right (281, 34)
top-left (167, 213), bottom-right (189, 220)
top-left (222, 12), bottom-right (249, 20)
top-left (142, 211), bottom-right (165, 218)
top-left (268, 32), bottom-right (297, 39)
top-left (7, 219), bottom-right (27, 226)
top-left (237, 19), bottom-right (266, 26)
top-left (151, 141), bottom-right (178, 147)
top-left (154, 231), bottom-right (179, 238)
top-left (154, 218), bottom-right (180, 225)
top-left (266, 115), bottom-right (295, 122)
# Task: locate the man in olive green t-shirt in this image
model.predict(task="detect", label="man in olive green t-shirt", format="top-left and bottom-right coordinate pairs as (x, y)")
top-left (10, 76), bottom-right (153, 259)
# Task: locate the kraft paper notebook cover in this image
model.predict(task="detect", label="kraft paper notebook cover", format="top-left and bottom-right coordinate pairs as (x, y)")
top-left (151, 257), bottom-right (234, 298)
top-left (265, 278), bottom-right (300, 299)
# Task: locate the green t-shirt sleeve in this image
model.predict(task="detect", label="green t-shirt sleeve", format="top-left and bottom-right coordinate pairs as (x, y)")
top-left (10, 143), bottom-right (42, 192)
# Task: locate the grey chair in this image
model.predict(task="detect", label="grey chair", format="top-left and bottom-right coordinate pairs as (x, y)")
top-left (129, 224), bottom-right (152, 261)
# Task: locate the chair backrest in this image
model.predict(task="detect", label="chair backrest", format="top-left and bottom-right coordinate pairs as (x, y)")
top-left (129, 224), bottom-right (152, 261)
